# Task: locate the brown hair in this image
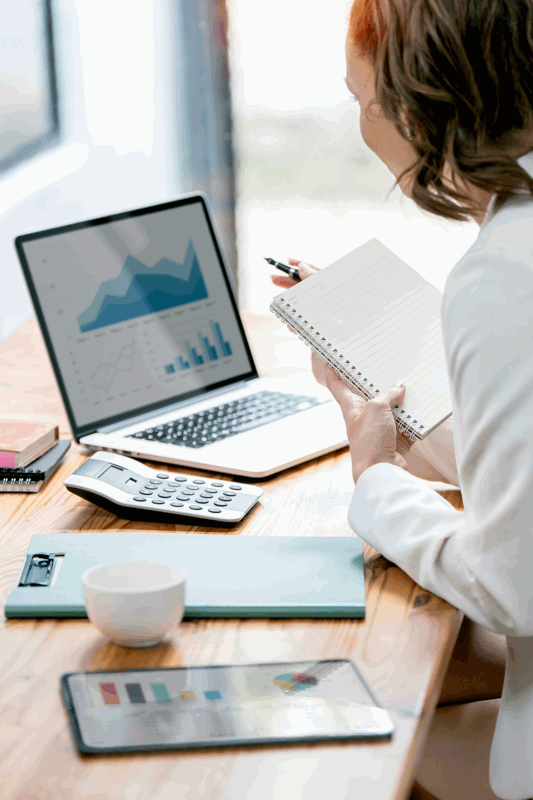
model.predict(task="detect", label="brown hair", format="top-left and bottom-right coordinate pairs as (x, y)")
top-left (348, 0), bottom-right (533, 221)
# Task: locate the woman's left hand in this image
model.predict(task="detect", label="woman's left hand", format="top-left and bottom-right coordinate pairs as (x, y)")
top-left (323, 366), bottom-right (414, 483)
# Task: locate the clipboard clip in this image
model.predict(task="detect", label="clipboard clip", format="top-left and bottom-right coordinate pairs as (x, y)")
top-left (19, 553), bottom-right (58, 587)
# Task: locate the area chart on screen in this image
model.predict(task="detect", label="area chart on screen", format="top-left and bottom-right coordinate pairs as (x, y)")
top-left (77, 240), bottom-right (208, 332)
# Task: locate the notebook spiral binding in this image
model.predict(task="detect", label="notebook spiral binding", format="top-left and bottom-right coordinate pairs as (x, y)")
top-left (0, 475), bottom-right (40, 492)
top-left (270, 298), bottom-right (424, 442)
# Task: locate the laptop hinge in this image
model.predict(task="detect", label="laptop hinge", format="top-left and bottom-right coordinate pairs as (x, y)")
top-left (94, 380), bottom-right (252, 434)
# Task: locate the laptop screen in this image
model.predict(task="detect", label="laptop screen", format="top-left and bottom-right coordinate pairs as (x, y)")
top-left (16, 196), bottom-right (257, 436)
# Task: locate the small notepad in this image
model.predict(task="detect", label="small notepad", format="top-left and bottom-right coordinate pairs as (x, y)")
top-left (270, 239), bottom-right (452, 440)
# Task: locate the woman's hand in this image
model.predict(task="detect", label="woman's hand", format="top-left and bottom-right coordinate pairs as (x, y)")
top-left (270, 258), bottom-right (327, 386)
top-left (323, 366), bottom-right (414, 483)
top-left (270, 257), bottom-right (320, 288)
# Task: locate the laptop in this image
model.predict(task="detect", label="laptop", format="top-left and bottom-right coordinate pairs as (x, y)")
top-left (15, 193), bottom-right (348, 478)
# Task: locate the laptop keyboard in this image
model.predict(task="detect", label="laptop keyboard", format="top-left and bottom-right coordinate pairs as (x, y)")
top-left (127, 390), bottom-right (326, 449)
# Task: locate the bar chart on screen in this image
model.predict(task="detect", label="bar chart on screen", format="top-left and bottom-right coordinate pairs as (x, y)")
top-left (163, 319), bottom-right (233, 374)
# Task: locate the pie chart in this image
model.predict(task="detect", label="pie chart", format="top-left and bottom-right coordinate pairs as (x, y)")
top-left (273, 672), bottom-right (318, 692)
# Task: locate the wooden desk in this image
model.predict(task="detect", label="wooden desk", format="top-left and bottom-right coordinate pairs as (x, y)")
top-left (0, 315), bottom-right (463, 800)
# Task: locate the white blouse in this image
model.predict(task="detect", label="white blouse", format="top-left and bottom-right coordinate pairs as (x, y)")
top-left (348, 151), bottom-right (533, 800)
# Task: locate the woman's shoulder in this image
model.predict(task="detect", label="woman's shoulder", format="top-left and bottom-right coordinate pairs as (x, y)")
top-left (444, 192), bottom-right (533, 306)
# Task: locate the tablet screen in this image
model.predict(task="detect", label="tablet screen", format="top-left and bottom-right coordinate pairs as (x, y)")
top-left (62, 659), bottom-right (394, 752)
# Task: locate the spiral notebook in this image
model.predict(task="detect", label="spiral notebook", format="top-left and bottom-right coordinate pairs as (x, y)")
top-left (270, 238), bottom-right (452, 441)
top-left (0, 439), bottom-right (71, 493)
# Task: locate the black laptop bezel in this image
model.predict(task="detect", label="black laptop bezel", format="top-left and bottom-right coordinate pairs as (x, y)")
top-left (15, 194), bottom-right (259, 441)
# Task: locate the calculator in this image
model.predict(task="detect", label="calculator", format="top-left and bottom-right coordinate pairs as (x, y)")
top-left (64, 453), bottom-right (263, 524)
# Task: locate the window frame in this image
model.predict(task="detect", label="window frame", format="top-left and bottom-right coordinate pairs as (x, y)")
top-left (0, 0), bottom-right (60, 174)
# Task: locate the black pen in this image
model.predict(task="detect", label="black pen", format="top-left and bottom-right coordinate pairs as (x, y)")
top-left (264, 257), bottom-right (302, 282)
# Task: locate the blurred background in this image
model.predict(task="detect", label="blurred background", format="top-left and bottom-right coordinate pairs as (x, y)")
top-left (0, 0), bottom-right (478, 342)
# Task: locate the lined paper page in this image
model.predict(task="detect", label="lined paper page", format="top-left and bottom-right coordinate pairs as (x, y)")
top-left (274, 239), bottom-right (451, 435)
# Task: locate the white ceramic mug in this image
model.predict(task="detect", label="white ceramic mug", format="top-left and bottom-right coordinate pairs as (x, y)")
top-left (82, 562), bottom-right (186, 647)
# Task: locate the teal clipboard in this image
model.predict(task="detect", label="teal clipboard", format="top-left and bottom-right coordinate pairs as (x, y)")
top-left (5, 533), bottom-right (365, 619)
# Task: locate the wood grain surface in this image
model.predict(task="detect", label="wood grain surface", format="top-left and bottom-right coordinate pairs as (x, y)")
top-left (0, 315), bottom-right (463, 800)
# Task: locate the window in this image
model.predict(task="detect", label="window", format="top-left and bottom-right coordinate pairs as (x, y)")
top-left (0, 0), bottom-right (59, 173)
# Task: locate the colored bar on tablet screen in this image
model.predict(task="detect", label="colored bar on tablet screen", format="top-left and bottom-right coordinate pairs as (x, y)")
top-left (99, 682), bottom-right (120, 705)
top-left (125, 683), bottom-right (146, 704)
top-left (151, 683), bottom-right (172, 702)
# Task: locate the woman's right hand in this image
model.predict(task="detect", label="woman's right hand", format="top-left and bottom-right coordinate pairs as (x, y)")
top-left (270, 258), bottom-right (327, 387)
top-left (270, 258), bottom-right (320, 288)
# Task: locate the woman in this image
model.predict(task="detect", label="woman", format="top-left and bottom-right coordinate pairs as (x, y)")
top-left (271, 2), bottom-right (533, 799)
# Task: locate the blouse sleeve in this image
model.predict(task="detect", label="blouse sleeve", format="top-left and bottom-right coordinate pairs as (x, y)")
top-left (347, 252), bottom-right (533, 637)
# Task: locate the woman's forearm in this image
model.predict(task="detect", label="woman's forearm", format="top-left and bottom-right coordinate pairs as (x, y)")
top-left (407, 416), bottom-right (459, 487)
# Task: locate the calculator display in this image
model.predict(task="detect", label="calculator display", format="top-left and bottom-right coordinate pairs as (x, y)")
top-left (62, 660), bottom-right (394, 752)
top-left (98, 464), bottom-right (140, 494)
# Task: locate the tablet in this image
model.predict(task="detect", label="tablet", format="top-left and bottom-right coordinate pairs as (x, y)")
top-left (61, 659), bottom-right (394, 753)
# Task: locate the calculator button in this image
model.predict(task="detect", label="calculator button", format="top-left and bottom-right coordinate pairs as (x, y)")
top-left (208, 507), bottom-right (222, 513)
top-left (156, 473), bottom-right (169, 478)
top-left (192, 479), bottom-right (205, 484)
top-left (170, 502), bottom-right (184, 508)
top-left (214, 500), bottom-right (228, 507)
top-left (158, 492), bottom-right (172, 498)
top-left (229, 485), bottom-right (242, 490)
top-left (199, 493), bottom-right (212, 499)
top-left (151, 499), bottom-right (166, 505)
top-left (204, 488), bottom-right (217, 494)
top-left (222, 491), bottom-right (236, 497)
top-left (148, 479), bottom-right (163, 485)
top-left (189, 504), bottom-right (202, 510)
top-left (211, 481), bottom-right (224, 487)
top-left (171, 477), bottom-right (187, 483)
top-left (139, 489), bottom-right (154, 496)
top-left (176, 494), bottom-right (190, 501)
top-left (166, 482), bottom-right (181, 488)
top-left (195, 499), bottom-right (209, 504)
top-left (185, 485), bottom-right (199, 491)
top-left (144, 483), bottom-right (157, 489)
top-left (133, 496), bottom-right (147, 502)
top-left (182, 489), bottom-right (195, 496)
top-left (163, 486), bottom-right (176, 493)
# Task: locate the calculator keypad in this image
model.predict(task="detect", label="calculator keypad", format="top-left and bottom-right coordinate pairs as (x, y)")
top-left (125, 468), bottom-right (257, 521)
top-left (155, 476), bottom-right (242, 515)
